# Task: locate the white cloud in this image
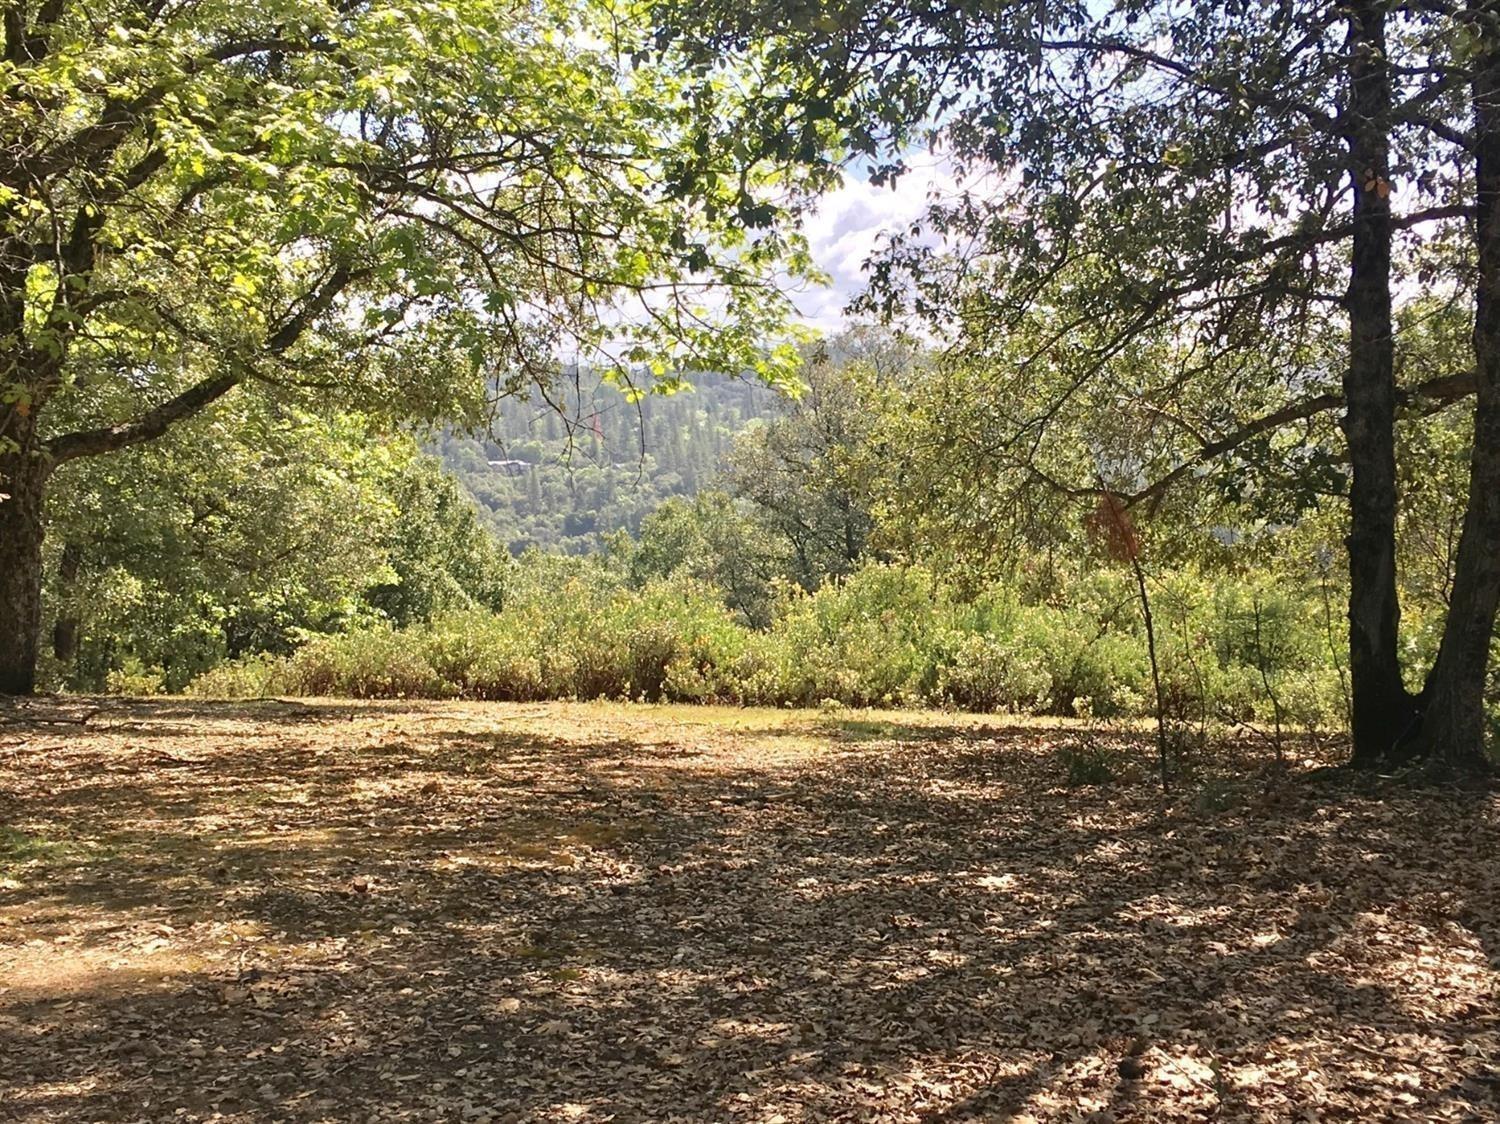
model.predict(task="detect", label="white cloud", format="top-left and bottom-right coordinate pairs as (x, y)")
top-left (794, 155), bottom-right (968, 333)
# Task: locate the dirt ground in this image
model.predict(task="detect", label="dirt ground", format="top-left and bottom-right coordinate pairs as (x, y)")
top-left (0, 698), bottom-right (1496, 1122)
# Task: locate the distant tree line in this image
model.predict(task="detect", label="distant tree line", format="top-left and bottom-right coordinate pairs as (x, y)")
top-left (433, 371), bottom-right (781, 555)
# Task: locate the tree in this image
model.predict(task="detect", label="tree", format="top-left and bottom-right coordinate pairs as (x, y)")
top-left (1, 0), bottom-right (818, 693)
top-left (663, 0), bottom-right (1495, 770)
top-left (44, 398), bottom-right (403, 689)
top-left (724, 329), bottom-right (901, 589)
top-left (630, 490), bottom-right (783, 626)
top-left (1417, 3), bottom-right (1500, 766)
top-left (359, 452), bottom-right (508, 629)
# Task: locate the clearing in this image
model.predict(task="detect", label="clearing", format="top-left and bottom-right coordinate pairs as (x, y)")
top-left (0, 699), bottom-right (1496, 1122)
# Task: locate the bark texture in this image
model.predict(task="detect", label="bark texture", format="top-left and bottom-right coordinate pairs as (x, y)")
top-left (1415, 8), bottom-right (1500, 774)
top-left (1343, 1), bottom-right (1415, 765)
top-left (0, 426), bottom-right (47, 696)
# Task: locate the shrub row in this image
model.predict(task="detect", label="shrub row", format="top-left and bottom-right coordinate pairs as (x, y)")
top-left (189, 562), bottom-right (1348, 730)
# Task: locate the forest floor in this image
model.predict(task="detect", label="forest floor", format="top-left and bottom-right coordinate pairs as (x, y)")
top-left (0, 698), bottom-right (1497, 1123)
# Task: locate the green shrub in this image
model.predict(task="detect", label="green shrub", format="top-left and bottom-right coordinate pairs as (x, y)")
top-left (769, 564), bottom-right (953, 707)
top-left (180, 555), bottom-right (1351, 731)
top-left (288, 626), bottom-right (445, 698)
top-left (106, 656), bottom-right (167, 696)
top-left (186, 653), bottom-right (291, 699)
top-left (939, 632), bottom-right (1051, 712)
top-left (1057, 740), bottom-right (1118, 787)
top-left (941, 587), bottom-right (1149, 716)
top-left (421, 612), bottom-right (545, 700)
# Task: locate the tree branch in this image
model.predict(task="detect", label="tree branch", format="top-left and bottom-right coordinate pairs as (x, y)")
top-left (44, 264), bottom-right (362, 465)
top-left (45, 373), bottom-right (242, 465)
top-left (1123, 370), bottom-right (1479, 507)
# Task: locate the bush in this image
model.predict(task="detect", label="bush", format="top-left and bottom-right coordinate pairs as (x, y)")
top-left (182, 556), bottom-right (1349, 730)
top-left (768, 565), bottom-right (954, 707)
top-left (186, 653), bottom-right (291, 699)
top-left (421, 612), bottom-right (545, 700)
top-left (289, 626), bottom-right (445, 698)
top-left (107, 657), bottom-right (167, 696)
top-left (1057, 739), bottom-right (1118, 787)
top-left (939, 587), bottom-right (1148, 716)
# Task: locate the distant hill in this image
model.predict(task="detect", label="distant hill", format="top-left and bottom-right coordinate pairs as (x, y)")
top-left (433, 372), bottom-right (783, 554)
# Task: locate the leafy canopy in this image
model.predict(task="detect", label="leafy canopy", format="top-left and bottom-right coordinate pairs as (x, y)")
top-left (3, 0), bottom-right (827, 464)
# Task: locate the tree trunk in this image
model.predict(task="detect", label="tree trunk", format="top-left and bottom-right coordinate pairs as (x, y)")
top-left (1413, 14), bottom-right (1500, 775)
top-left (1343, 1), bottom-right (1414, 765)
top-left (0, 429), bottom-right (47, 696)
top-left (51, 539), bottom-right (83, 667)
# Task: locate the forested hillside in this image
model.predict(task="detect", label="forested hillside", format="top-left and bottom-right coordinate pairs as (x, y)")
top-left (433, 372), bottom-right (780, 554)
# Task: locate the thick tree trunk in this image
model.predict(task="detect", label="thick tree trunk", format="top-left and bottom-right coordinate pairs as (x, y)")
top-left (0, 429), bottom-right (48, 696)
top-left (1413, 16), bottom-right (1500, 775)
top-left (1343, 1), bottom-right (1414, 765)
top-left (0, 354), bottom-right (242, 694)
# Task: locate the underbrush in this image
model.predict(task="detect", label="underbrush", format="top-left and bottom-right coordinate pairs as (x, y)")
top-left (189, 561), bottom-right (1349, 731)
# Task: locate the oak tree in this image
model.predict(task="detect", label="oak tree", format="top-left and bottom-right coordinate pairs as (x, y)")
top-left (0, 0), bottom-right (816, 692)
top-left (664, 0), bottom-right (1497, 770)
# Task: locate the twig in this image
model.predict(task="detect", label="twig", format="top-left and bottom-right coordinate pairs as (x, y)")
top-left (1340, 1038), bottom-right (1453, 1080)
top-left (0, 708), bottom-right (100, 727)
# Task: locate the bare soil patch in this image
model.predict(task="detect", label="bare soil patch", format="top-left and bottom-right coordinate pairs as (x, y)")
top-left (1, 698), bottom-right (1496, 1122)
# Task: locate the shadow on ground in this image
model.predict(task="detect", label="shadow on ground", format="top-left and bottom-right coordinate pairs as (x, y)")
top-left (0, 699), bottom-right (1496, 1122)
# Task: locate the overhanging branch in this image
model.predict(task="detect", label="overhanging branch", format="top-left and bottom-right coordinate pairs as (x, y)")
top-left (1122, 371), bottom-right (1478, 507)
top-left (45, 372), bottom-right (242, 465)
top-left (44, 264), bottom-right (362, 466)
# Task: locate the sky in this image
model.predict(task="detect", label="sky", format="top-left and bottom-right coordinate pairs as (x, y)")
top-left (794, 158), bottom-right (957, 332)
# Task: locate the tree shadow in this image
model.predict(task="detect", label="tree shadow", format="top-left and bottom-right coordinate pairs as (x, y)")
top-left (0, 700), bottom-right (1496, 1121)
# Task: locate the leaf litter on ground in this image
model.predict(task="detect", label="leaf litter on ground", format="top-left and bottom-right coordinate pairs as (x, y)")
top-left (0, 698), bottom-right (1496, 1122)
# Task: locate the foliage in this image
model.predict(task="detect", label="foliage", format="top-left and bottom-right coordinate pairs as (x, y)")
top-left (628, 491), bottom-right (786, 628)
top-left (1057, 739), bottom-right (1119, 788)
top-left (721, 329), bottom-right (899, 591)
top-left (191, 555), bottom-right (1351, 735)
top-left (182, 652), bottom-right (291, 700)
top-left (1, 0), bottom-right (829, 694)
top-left (759, 565), bottom-right (933, 707)
top-left (363, 455), bottom-right (507, 628)
top-left (235, 564), bottom-right (770, 705)
top-left (41, 401), bottom-right (505, 692)
top-left (5, 0), bottom-right (817, 428)
top-left (435, 372), bottom-right (780, 555)
top-left (289, 625), bottom-right (446, 700)
top-left (655, 0), bottom-right (1500, 769)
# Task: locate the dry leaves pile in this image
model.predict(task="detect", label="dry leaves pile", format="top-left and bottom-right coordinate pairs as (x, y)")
top-left (0, 699), bottom-right (1496, 1122)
